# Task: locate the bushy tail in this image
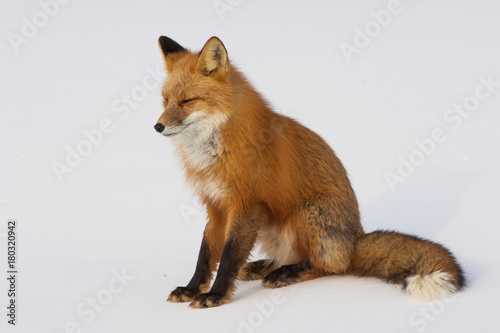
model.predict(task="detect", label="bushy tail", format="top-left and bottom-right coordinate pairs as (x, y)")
top-left (347, 230), bottom-right (465, 301)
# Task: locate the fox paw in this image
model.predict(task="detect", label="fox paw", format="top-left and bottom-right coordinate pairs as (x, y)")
top-left (238, 259), bottom-right (273, 281)
top-left (167, 286), bottom-right (200, 303)
top-left (262, 265), bottom-right (301, 289)
top-left (189, 292), bottom-right (228, 309)
top-left (238, 263), bottom-right (264, 281)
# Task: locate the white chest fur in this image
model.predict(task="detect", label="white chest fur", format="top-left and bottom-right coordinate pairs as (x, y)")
top-left (174, 111), bottom-right (228, 202)
top-left (174, 111), bottom-right (227, 171)
top-left (187, 172), bottom-right (227, 203)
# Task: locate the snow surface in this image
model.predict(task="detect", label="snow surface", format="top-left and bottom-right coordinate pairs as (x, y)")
top-left (1, 0), bottom-right (499, 332)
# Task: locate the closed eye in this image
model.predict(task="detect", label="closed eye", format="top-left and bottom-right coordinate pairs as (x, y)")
top-left (182, 98), bottom-right (197, 104)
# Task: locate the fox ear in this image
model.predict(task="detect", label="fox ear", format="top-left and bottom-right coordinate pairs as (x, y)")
top-left (158, 36), bottom-right (185, 58)
top-left (197, 37), bottom-right (229, 77)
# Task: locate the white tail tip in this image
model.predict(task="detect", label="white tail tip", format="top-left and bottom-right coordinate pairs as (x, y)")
top-left (405, 271), bottom-right (457, 301)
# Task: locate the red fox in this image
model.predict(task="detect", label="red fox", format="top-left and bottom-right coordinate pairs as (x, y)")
top-left (154, 36), bottom-right (465, 308)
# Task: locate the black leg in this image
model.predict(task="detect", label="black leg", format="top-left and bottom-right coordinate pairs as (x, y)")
top-left (189, 207), bottom-right (263, 308)
top-left (167, 236), bottom-right (212, 302)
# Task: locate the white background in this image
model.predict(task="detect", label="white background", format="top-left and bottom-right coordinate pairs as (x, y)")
top-left (1, 0), bottom-right (499, 332)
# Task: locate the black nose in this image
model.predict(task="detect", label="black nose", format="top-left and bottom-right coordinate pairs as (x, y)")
top-left (154, 123), bottom-right (164, 133)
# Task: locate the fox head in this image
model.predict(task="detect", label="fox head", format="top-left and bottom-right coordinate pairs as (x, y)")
top-left (154, 36), bottom-right (233, 137)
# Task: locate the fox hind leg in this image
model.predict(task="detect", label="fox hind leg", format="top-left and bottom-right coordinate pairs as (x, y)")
top-left (256, 196), bottom-right (363, 289)
top-left (298, 195), bottom-right (363, 274)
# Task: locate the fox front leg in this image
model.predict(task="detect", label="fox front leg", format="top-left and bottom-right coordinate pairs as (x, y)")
top-left (189, 207), bottom-right (264, 308)
top-left (167, 212), bottom-right (225, 303)
top-left (167, 236), bottom-right (214, 302)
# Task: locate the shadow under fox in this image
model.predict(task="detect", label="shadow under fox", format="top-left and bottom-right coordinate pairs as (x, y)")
top-left (153, 36), bottom-right (465, 308)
